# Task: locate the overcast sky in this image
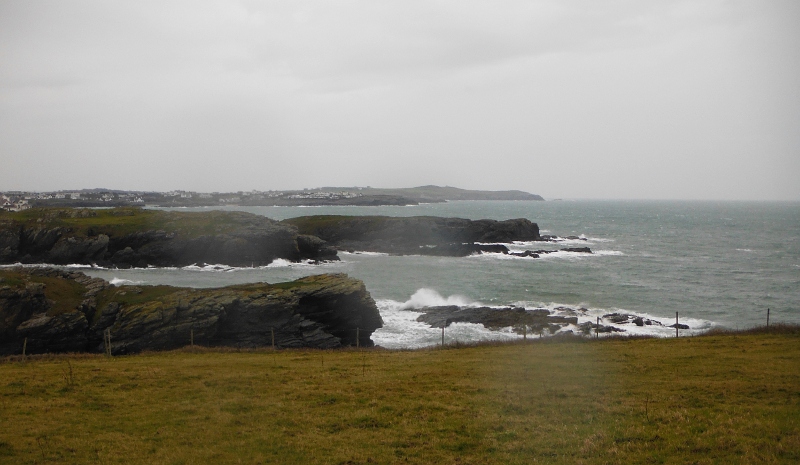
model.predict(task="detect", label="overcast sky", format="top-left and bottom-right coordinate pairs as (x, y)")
top-left (1, 1), bottom-right (798, 200)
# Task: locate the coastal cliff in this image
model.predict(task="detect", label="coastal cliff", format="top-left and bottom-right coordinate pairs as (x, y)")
top-left (283, 215), bottom-right (542, 256)
top-left (0, 208), bottom-right (338, 267)
top-left (0, 268), bottom-right (382, 355)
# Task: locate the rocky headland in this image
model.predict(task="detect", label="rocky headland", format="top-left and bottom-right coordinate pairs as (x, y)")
top-left (0, 207), bottom-right (338, 268)
top-left (283, 215), bottom-right (592, 257)
top-left (0, 267), bottom-right (382, 355)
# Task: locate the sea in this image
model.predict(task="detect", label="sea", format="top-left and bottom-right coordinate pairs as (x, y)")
top-left (39, 200), bottom-right (800, 349)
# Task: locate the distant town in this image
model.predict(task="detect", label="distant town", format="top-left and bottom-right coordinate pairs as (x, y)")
top-left (0, 186), bottom-right (544, 211)
top-left (0, 188), bottom-right (373, 211)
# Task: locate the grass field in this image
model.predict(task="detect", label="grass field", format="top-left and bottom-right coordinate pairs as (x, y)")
top-left (1, 328), bottom-right (798, 464)
top-left (0, 207), bottom-right (276, 239)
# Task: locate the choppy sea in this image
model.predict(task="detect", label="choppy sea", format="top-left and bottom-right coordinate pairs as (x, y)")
top-left (19, 200), bottom-right (799, 349)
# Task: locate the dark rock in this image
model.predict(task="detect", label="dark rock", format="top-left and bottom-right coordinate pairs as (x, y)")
top-left (16, 311), bottom-right (88, 353)
top-left (416, 243), bottom-right (510, 257)
top-left (603, 312), bottom-right (663, 327)
top-left (413, 305), bottom-right (577, 334)
top-left (0, 268), bottom-right (382, 355)
top-left (604, 313), bottom-right (630, 324)
top-left (509, 250), bottom-right (540, 258)
top-left (669, 323), bottom-right (690, 330)
top-left (283, 215), bottom-right (540, 256)
top-left (0, 208), bottom-right (340, 266)
top-left (578, 321), bottom-right (626, 335)
top-left (0, 282), bottom-right (50, 354)
top-left (561, 247), bottom-right (592, 253)
top-left (296, 235), bottom-right (339, 261)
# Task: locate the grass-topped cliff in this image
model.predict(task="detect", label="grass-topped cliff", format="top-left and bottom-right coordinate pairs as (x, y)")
top-left (0, 268), bottom-right (382, 355)
top-left (0, 327), bottom-right (797, 464)
top-left (0, 207), bottom-right (337, 267)
top-left (0, 207), bottom-right (251, 239)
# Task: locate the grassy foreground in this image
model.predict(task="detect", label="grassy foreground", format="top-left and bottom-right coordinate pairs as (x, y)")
top-left (1, 329), bottom-right (798, 464)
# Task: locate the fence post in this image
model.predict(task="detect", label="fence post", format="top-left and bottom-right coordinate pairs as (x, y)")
top-left (767, 308), bottom-right (770, 328)
top-left (675, 312), bottom-right (679, 338)
top-left (105, 328), bottom-right (112, 357)
top-left (22, 337), bottom-right (27, 360)
top-left (523, 325), bottom-right (526, 341)
top-left (441, 326), bottom-right (445, 346)
top-left (596, 316), bottom-right (600, 338)
top-left (356, 327), bottom-right (360, 348)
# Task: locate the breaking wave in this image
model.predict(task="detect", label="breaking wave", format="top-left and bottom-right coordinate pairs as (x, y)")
top-left (399, 288), bottom-right (483, 310)
top-left (371, 289), bottom-right (717, 349)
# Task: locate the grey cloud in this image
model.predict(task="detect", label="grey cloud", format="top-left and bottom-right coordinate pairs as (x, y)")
top-left (0, 0), bottom-right (798, 199)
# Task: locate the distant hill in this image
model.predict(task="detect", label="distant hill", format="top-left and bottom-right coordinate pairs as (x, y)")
top-left (313, 185), bottom-right (544, 202)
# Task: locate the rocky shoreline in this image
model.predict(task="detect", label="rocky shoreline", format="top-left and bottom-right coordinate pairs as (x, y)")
top-left (0, 208), bottom-right (587, 267)
top-left (0, 267), bottom-right (382, 355)
top-left (410, 305), bottom-right (688, 336)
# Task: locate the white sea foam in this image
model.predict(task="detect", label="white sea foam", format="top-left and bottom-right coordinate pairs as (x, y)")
top-left (465, 249), bottom-right (623, 262)
top-left (173, 259), bottom-right (336, 271)
top-left (339, 251), bottom-right (389, 256)
top-left (109, 277), bottom-right (144, 286)
top-left (399, 288), bottom-right (482, 309)
top-left (372, 295), bottom-right (521, 349)
top-left (371, 290), bottom-right (716, 348)
top-left (181, 263), bottom-right (237, 272)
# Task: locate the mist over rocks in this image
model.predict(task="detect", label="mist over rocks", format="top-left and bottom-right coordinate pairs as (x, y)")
top-left (0, 268), bottom-right (382, 355)
top-left (0, 208), bottom-right (339, 267)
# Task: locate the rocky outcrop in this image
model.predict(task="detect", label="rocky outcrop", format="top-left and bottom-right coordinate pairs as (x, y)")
top-left (283, 216), bottom-right (542, 256)
top-left (508, 247), bottom-right (593, 258)
top-left (0, 268), bottom-right (382, 355)
top-left (0, 208), bottom-right (339, 267)
top-left (412, 305), bottom-right (578, 335)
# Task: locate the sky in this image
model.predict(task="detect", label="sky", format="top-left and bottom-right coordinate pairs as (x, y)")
top-left (1, 1), bottom-right (798, 200)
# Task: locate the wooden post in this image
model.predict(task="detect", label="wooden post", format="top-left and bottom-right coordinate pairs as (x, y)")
top-left (767, 308), bottom-right (770, 328)
top-left (596, 316), bottom-right (600, 338)
top-left (356, 327), bottom-right (360, 348)
top-left (190, 329), bottom-right (194, 347)
top-left (523, 325), bottom-right (526, 341)
top-left (105, 328), bottom-right (112, 356)
top-left (22, 337), bottom-right (27, 360)
top-left (675, 312), bottom-right (679, 338)
top-left (441, 326), bottom-right (445, 346)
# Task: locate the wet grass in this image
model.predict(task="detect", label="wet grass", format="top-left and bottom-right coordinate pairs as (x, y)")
top-left (0, 330), bottom-right (798, 464)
